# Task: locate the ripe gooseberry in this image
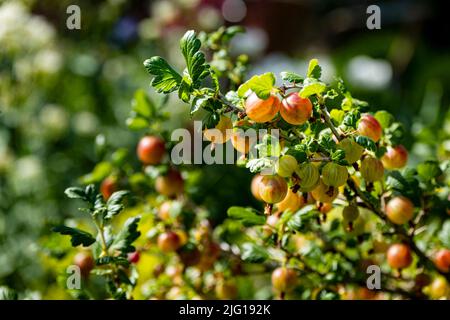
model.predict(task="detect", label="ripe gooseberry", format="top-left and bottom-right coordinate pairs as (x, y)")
top-left (360, 156), bottom-right (384, 182)
top-left (277, 189), bottom-right (304, 213)
top-left (311, 179), bottom-right (338, 203)
top-left (385, 196), bottom-right (414, 225)
top-left (295, 162), bottom-right (320, 192)
top-left (338, 138), bottom-right (364, 164)
top-left (203, 115), bottom-right (233, 144)
top-left (231, 120), bottom-right (255, 154)
top-left (381, 145), bottom-right (408, 169)
top-left (271, 267), bottom-right (297, 292)
top-left (387, 243), bottom-right (412, 269)
top-left (276, 155), bottom-right (298, 178)
top-left (251, 174), bottom-right (264, 201)
top-left (100, 176), bottom-right (117, 200)
top-left (127, 251), bottom-right (140, 264)
top-left (429, 277), bottom-right (449, 299)
top-left (245, 92), bottom-right (280, 123)
top-left (157, 231), bottom-right (182, 252)
top-left (137, 136), bottom-right (165, 165)
top-left (155, 169), bottom-right (184, 197)
top-left (258, 175), bottom-right (288, 204)
top-left (321, 162), bottom-right (348, 187)
top-left (280, 93), bottom-right (312, 125)
top-left (158, 201), bottom-right (173, 220)
top-left (73, 252), bottom-right (94, 277)
top-left (434, 249), bottom-right (450, 273)
top-left (357, 114), bottom-right (382, 142)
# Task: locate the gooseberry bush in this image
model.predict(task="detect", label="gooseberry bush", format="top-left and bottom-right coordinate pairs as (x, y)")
top-left (53, 27), bottom-right (449, 300)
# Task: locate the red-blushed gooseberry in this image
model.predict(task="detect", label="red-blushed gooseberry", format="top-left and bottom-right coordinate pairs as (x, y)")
top-left (387, 243), bottom-right (412, 269)
top-left (157, 231), bottom-right (182, 252)
top-left (155, 169), bottom-right (184, 197)
top-left (357, 114), bottom-right (382, 142)
top-left (381, 145), bottom-right (408, 169)
top-left (245, 92), bottom-right (280, 123)
top-left (137, 136), bottom-right (165, 165)
top-left (280, 93), bottom-right (312, 125)
top-left (385, 196), bottom-right (414, 225)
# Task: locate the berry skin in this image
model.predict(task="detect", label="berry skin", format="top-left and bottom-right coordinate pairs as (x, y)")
top-left (338, 138), bottom-right (364, 164)
top-left (295, 162), bottom-right (320, 192)
top-left (385, 196), bottom-right (414, 225)
top-left (251, 174), bottom-right (264, 201)
top-left (100, 176), bottom-right (117, 200)
top-left (360, 156), bottom-right (384, 182)
top-left (73, 252), bottom-right (95, 277)
top-left (127, 251), bottom-right (140, 264)
top-left (157, 231), bottom-right (182, 252)
top-left (429, 277), bottom-right (449, 299)
top-left (271, 267), bottom-right (297, 292)
top-left (276, 155), bottom-right (298, 178)
top-left (245, 92), bottom-right (280, 123)
top-left (387, 243), bottom-right (412, 269)
top-left (343, 205), bottom-right (359, 221)
top-left (357, 114), bottom-right (382, 142)
top-left (155, 169), bottom-right (184, 197)
top-left (203, 115), bottom-right (233, 144)
top-left (158, 201), bottom-right (173, 220)
top-left (434, 249), bottom-right (450, 273)
top-left (258, 175), bottom-right (288, 204)
top-left (321, 162), bottom-right (348, 187)
top-left (277, 189), bottom-right (304, 213)
top-left (311, 179), bottom-right (338, 203)
top-left (280, 93), bottom-right (312, 125)
top-left (231, 120), bottom-right (254, 154)
top-left (381, 145), bottom-right (408, 169)
top-left (137, 136), bottom-right (165, 165)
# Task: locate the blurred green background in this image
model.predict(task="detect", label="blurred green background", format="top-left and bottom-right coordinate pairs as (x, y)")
top-left (0, 0), bottom-right (449, 298)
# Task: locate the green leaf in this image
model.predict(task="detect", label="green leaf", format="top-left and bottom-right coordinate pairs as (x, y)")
top-left (109, 217), bottom-right (141, 255)
top-left (96, 256), bottom-right (129, 266)
top-left (0, 286), bottom-right (18, 300)
top-left (237, 72), bottom-right (276, 99)
top-left (80, 161), bottom-right (113, 184)
top-left (241, 243), bottom-right (269, 263)
top-left (299, 78), bottom-right (326, 98)
top-left (417, 161), bottom-right (442, 182)
top-left (105, 190), bottom-right (130, 219)
top-left (180, 30), bottom-right (209, 87)
top-left (131, 89), bottom-right (154, 118)
top-left (386, 170), bottom-right (420, 199)
top-left (286, 205), bottom-right (318, 232)
top-left (202, 111), bottom-right (220, 129)
top-left (224, 91), bottom-right (241, 106)
top-left (280, 71), bottom-right (303, 83)
top-left (143, 56), bottom-right (182, 93)
top-left (306, 59), bottom-right (322, 79)
top-left (64, 187), bottom-right (87, 201)
top-left (438, 220), bottom-right (450, 248)
top-left (126, 116), bottom-right (149, 130)
top-left (191, 96), bottom-right (210, 115)
top-left (246, 158), bottom-right (273, 173)
top-left (227, 206), bottom-right (265, 226)
top-left (52, 226), bottom-right (96, 247)
top-left (355, 135), bottom-right (377, 152)
top-left (374, 110), bottom-right (394, 129)
top-left (178, 77), bottom-right (192, 103)
top-left (330, 109), bottom-right (345, 125)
